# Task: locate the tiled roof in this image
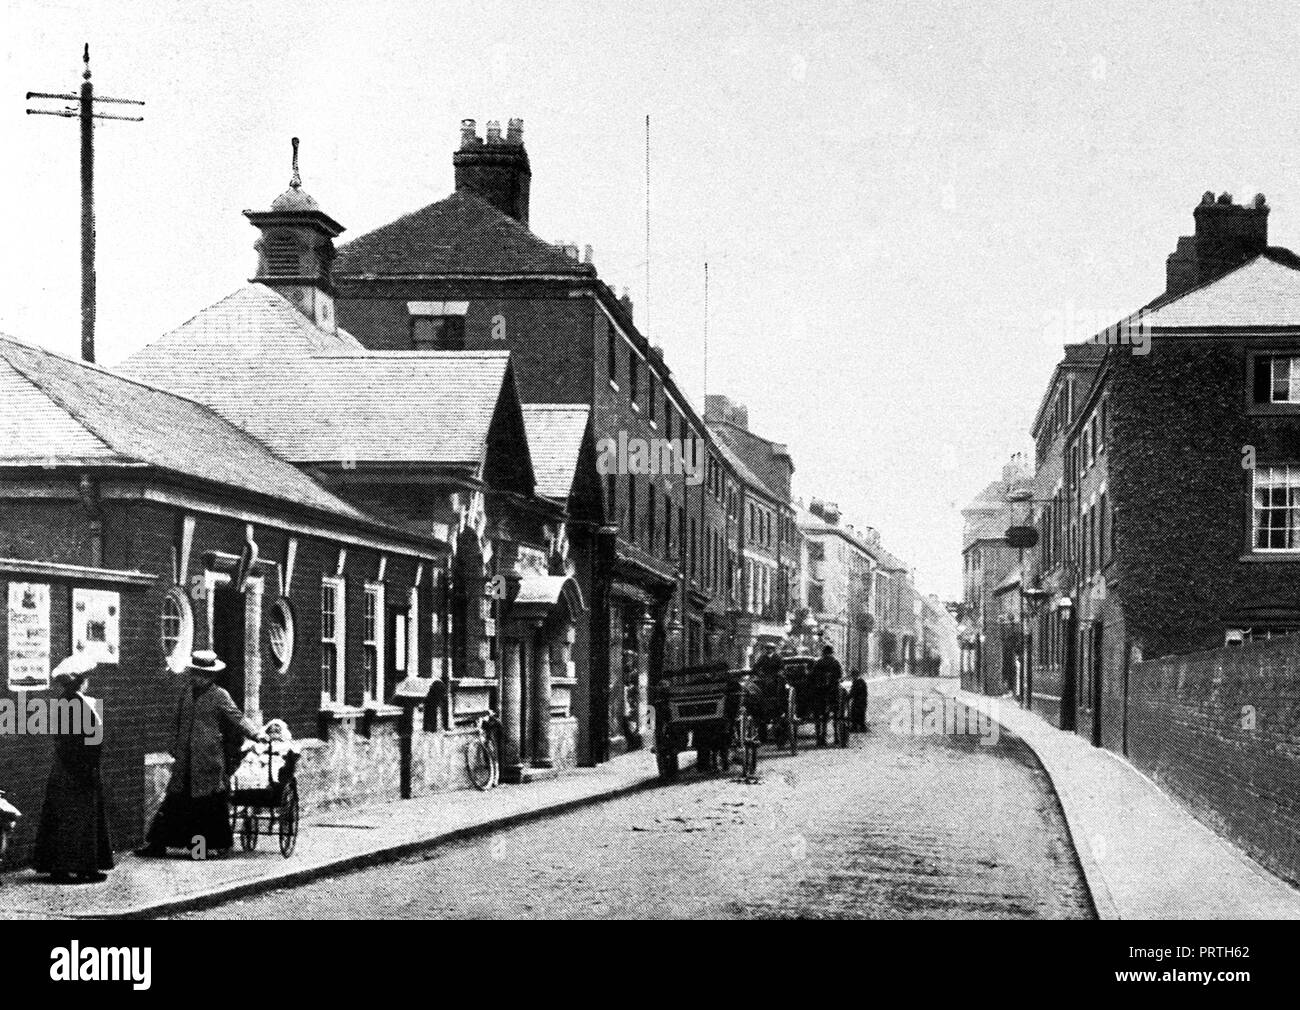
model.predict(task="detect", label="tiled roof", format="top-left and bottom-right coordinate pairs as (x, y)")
top-left (333, 189), bottom-right (592, 278)
top-left (0, 333), bottom-right (380, 525)
top-left (1139, 253), bottom-right (1300, 328)
top-left (121, 290), bottom-right (514, 467)
top-left (125, 285), bottom-right (365, 376)
top-left (709, 421), bottom-right (790, 502)
top-left (709, 430), bottom-right (769, 498)
top-left (521, 404), bottom-right (589, 499)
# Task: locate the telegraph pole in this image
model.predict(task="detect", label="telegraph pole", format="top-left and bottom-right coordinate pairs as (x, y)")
top-left (27, 45), bottom-right (144, 363)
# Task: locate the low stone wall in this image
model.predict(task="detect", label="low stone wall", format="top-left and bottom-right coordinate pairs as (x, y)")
top-left (1128, 637), bottom-right (1300, 887)
top-left (144, 718), bottom-right (484, 827)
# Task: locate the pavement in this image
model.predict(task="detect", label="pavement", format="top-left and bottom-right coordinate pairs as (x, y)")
top-left (5, 675), bottom-right (1296, 920)
top-left (934, 679), bottom-right (1300, 919)
top-left (0, 750), bottom-right (661, 919)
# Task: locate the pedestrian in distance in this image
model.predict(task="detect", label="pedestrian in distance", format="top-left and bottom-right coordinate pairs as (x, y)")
top-left (32, 652), bottom-right (114, 883)
top-left (848, 667), bottom-right (868, 732)
top-left (136, 650), bottom-right (265, 859)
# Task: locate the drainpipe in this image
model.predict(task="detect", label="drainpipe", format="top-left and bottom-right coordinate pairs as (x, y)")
top-left (78, 474), bottom-right (103, 567)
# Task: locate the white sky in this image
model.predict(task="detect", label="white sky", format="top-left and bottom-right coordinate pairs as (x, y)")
top-left (3, 1), bottom-right (1300, 600)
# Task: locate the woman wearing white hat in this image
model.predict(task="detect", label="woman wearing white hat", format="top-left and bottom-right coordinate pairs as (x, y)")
top-left (32, 652), bottom-right (114, 882)
top-left (136, 650), bottom-right (265, 858)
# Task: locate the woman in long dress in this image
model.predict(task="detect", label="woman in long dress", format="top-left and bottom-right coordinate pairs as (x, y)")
top-left (32, 654), bottom-right (115, 882)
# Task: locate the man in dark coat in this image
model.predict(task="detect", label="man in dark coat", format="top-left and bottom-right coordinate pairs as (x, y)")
top-left (848, 668), bottom-right (869, 732)
top-left (33, 653), bottom-right (114, 881)
top-left (137, 650), bottom-right (263, 858)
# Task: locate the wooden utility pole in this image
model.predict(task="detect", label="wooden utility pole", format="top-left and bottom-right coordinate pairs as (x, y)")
top-left (27, 45), bottom-right (144, 363)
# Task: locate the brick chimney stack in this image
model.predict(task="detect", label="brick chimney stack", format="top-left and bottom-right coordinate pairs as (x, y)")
top-left (454, 116), bottom-right (531, 227)
top-left (1166, 191), bottom-right (1269, 296)
top-left (705, 394), bottom-right (749, 430)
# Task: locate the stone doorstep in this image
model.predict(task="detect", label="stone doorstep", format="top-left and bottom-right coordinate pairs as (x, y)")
top-left (502, 764), bottom-right (560, 784)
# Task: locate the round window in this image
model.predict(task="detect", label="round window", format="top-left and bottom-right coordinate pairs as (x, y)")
top-left (269, 598), bottom-right (295, 672)
top-left (160, 588), bottom-right (194, 673)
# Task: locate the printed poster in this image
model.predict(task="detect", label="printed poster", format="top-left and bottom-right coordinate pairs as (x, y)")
top-left (7, 582), bottom-right (51, 690)
top-left (72, 588), bottom-right (120, 665)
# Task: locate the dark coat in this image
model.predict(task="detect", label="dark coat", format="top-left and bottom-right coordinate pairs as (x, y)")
top-left (168, 682), bottom-right (259, 799)
top-left (33, 692), bottom-right (114, 875)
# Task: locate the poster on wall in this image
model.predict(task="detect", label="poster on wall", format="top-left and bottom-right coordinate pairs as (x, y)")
top-left (72, 588), bottom-right (120, 665)
top-left (7, 582), bottom-right (51, 690)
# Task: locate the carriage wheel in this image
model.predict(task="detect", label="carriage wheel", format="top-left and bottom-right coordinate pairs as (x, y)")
top-left (278, 780), bottom-right (299, 858)
top-left (836, 696), bottom-right (851, 748)
top-left (656, 726), bottom-right (680, 779)
top-left (787, 687), bottom-right (799, 756)
top-left (238, 809), bottom-right (258, 852)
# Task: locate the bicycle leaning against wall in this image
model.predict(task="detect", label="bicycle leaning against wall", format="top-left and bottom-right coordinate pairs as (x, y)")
top-left (465, 710), bottom-right (502, 791)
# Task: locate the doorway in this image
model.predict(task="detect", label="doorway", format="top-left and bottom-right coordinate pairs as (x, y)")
top-left (211, 582), bottom-right (246, 709)
top-left (1090, 621), bottom-right (1103, 747)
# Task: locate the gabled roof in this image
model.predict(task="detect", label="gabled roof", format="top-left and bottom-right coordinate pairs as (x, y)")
top-left (121, 290), bottom-right (521, 470)
top-left (0, 333), bottom-right (380, 526)
top-left (709, 430), bottom-right (771, 501)
top-left (521, 404), bottom-right (590, 499)
top-left (709, 420), bottom-right (792, 502)
top-left (333, 189), bottom-right (593, 278)
top-left (1138, 252), bottom-right (1300, 329)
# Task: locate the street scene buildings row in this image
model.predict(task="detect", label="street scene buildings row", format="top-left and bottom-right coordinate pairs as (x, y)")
top-left (0, 118), bottom-right (943, 864)
top-left (959, 191), bottom-right (1300, 887)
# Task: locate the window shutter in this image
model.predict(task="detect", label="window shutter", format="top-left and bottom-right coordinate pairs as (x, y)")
top-left (1254, 355), bottom-right (1271, 403)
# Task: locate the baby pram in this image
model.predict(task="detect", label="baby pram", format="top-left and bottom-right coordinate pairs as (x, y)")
top-left (228, 721), bottom-right (300, 858)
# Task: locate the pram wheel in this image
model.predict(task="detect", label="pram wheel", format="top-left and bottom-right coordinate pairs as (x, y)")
top-left (278, 780), bottom-right (299, 858)
top-left (238, 809), bottom-right (258, 852)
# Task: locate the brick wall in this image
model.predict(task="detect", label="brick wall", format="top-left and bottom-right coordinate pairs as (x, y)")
top-left (1128, 635), bottom-right (1300, 887)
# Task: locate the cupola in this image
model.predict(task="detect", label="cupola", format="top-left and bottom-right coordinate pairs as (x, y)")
top-left (243, 138), bottom-right (345, 332)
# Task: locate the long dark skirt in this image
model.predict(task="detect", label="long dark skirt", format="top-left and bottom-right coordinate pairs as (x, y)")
top-left (145, 791), bottom-right (234, 853)
top-left (32, 763), bottom-right (115, 875)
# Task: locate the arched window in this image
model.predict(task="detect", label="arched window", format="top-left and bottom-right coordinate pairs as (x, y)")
top-left (160, 587), bottom-right (194, 673)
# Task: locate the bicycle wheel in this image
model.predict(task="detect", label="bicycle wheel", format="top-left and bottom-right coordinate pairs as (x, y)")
top-left (466, 737), bottom-right (495, 791)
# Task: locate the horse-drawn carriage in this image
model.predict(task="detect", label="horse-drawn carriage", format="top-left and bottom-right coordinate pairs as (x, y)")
top-left (652, 663), bottom-right (761, 779)
top-left (752, 654), bottom-right (849, 749)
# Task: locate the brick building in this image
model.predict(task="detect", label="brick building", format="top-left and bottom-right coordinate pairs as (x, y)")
top-left (959, 454), bottom-right (1029, 694)
top-left (1054, 192), bottom-right (1300, 753)
top-left (328, 118), bottom-right (737, 758)
top-left (1024, 343), bottom-right (1104, 725)
top-left (705, 395), bottom-right (799, 666)
top-left (122, 162), bottom-right (592, 783)
top-left (0, 334), bottom-right (447, 863)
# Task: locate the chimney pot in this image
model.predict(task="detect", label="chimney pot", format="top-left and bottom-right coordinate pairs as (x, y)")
top-left (1255, 193), bottom-right (1267, 209)
top-left (506, 118), bottom-right (523, 143)
top-left (583, 244), bottom-right (593, 264)
top-left (453, 116), bottom-right (531, 225)
top-left (1217, 191), bottom-right (1233, 205)
top-left (1201, 191), bottom-right (1215, 205)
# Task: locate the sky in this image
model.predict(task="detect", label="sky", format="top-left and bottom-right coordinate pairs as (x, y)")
top-left (3, 1), bottom-right (1300, 600)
